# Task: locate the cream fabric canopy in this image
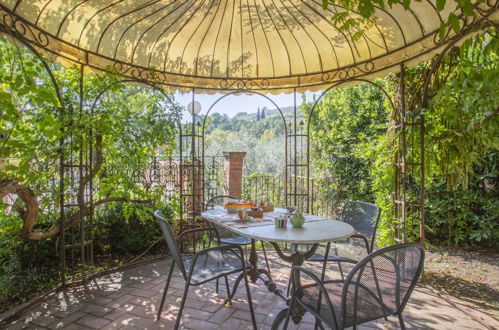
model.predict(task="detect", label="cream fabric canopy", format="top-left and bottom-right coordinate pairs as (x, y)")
top-left (0, 0), bottom-right (497, 93)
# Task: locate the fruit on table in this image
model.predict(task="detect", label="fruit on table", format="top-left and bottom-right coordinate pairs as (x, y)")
top-left (224, 202), bottom-right (256, 209)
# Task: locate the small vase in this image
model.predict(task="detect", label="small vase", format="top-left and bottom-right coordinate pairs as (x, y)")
top-left (290, 210), bottom-right (305, 228)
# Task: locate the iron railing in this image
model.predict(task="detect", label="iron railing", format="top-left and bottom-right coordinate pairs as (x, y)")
top-left (242, 174), bottom-right (341, 220)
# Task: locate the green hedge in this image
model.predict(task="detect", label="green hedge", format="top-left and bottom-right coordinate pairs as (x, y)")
top-left (425, 154), bottom-right (498, 247)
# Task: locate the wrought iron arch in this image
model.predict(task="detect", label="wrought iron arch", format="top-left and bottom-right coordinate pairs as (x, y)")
top-left (89, 78), bottom-right (187, 222)
top-left (200, 90), bottom-right (289, 205)
top-left (89, 79), bottom-right (183, 127)
top-left (300, 79), bottom-right (396, 214)
top-left (305, 78), bottom-right (396, 129)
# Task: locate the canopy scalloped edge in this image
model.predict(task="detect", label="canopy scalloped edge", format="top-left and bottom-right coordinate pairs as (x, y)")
top-left (0, 1), bottom-right (497, 94)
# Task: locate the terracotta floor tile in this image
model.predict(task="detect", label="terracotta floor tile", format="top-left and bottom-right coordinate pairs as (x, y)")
top-left (75, 314), bottom-right (111, 329)
top-left (29, 313), bottom-right (58, 327)
top-left (47, 311), bottom-right (86, 329)
top-left (4, 253), bottom-right (496, 330)
top-left (208, 306), bottom-right (235, 324)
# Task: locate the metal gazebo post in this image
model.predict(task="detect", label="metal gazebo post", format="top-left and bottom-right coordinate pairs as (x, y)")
top-left (191, 92), bottom-right (196, 219)
top-left (187, 92), bottom-right (202, 220)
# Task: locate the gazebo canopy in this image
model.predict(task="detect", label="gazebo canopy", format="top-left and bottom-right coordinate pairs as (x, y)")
top-left (0, 0), bottom-right (497, 93)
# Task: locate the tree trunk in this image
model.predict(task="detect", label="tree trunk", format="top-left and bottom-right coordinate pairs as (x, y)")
top-left (1, 135), bottom-right (153, 241)
top-left (0, 179), bottom-right (39, 240)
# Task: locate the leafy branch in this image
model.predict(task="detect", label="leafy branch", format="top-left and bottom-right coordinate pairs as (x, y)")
top-left (322, 0), bottom-right (486, 42)
top-left (433, 106), bottom-right (499, 141)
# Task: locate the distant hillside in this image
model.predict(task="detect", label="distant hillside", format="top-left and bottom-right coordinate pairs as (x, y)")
top-left (203, 105), bottom-right (304, 135)
top-left (232, 106), bottom-right (295, 120)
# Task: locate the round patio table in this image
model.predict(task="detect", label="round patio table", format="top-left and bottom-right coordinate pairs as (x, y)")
top-left (201, 208), bottom-right (354, 325)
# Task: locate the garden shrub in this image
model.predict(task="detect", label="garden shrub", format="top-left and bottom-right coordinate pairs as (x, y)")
top-left (0, 214), bottom-right (60, 312)
top-left (302, 81), bottom-right (390, 208)
top-left (92, 202), bottom-right (169, 258)
top-left (425, 153), bottom-right (498, 247)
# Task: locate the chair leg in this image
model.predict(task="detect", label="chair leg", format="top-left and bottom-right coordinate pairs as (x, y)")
top-left (216, 277), bottom-right (219, 293)
top-left (333, 244), bottom-right (345, 280)
top-left (398, 314), bottom-right (406, 330)
top-left (242, 266), bottom-right (257, 330)
top-left (320, 242), bottom-right (331, 282)
top-left (226, 272), bottom-right (244, 304)
top-left (282, 300), bottom-right (294, 330)
top-left (337, 261), bottom-right (345, 280)
top-left (224, 275), bottom-right (232, 303)
top-left (174, 281), bottom-right (190, 329)
top-left (157, 261), bottom-right (175, 320)
top-left (315, 243), bottom-right (330, 330)
top-left (314, 320), bottom-right (325, 330)
top-left (261, 241), bottom-right (272, 277)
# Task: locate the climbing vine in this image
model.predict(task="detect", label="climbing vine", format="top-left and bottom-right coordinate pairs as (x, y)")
top-left (306, 30), bottom-right (498, 246)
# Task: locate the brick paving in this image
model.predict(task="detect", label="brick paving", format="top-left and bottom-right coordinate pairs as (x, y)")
top-left (4, 253), bottom-right (498, 329)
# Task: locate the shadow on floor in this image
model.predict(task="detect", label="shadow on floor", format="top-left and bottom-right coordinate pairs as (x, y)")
top-left (4, 254), bottom-right (496, 329)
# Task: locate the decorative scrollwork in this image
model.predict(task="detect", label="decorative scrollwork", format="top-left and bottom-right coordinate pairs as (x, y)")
top-left (487, 0), bottom-right (495, 6)
top-left (321, 71), bottom-right (339, 83)
top-left (219, 78), bottom-right (270, 90)
top-left (113, 62), bottom-right (154, 82)
top-left (1, 9), bottom-right (49, 48)
top-left (112, 62), bottom-right (124, 73)
top-left (204, 156), bottom-right (224, 203)
top-left (112, 64), bottom-right (175, 86)
top-left (321, 60), bottom-right (375, 83)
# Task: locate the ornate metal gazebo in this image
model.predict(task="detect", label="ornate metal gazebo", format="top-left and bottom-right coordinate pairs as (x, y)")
top-left (0, 0), bottom-right (497, 278)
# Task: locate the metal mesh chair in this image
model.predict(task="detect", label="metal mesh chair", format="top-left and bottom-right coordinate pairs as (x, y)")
top-left (154, 210), bottom-right (257, 329)
top-left (205, 195), bottom-right (271, 287)
top-left (281, 243), bottom-right (425, 330)
top-left (307, 201), bottom-right (381, 280)
top-left (286, 201), bottom-right (381, 296)
top-left (205, 195), bottom-right (252, 246)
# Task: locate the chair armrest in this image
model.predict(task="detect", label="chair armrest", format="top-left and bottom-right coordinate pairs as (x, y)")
top-left (194, 243), bottom-right (244, 257)
top-left (178, 227), bottom-right (221, 245)
top-left (349, 234), bottom-right (371, 253)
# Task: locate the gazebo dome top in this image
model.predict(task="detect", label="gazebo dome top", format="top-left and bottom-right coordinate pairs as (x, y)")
top-left (0, 0), bottom-right (497, 93)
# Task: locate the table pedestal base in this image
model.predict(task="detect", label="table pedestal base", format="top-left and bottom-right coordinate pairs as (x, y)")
top-left (224, 240), bottom-right (318, 326)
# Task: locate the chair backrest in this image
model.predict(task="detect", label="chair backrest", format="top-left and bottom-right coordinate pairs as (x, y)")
top-left (205, 195), bottom-right (237, 210)
top-left (153, 210), bottom-right (187, 279)
top-left (204, 195), bottom-right (238, 239)
top-left (341, 243), bottom-right (424, 328)
top-left (340, 201), bottom-right (381, 252)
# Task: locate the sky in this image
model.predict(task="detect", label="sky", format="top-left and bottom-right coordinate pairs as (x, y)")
top-left (173, 90), bottom-right (321, 118)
